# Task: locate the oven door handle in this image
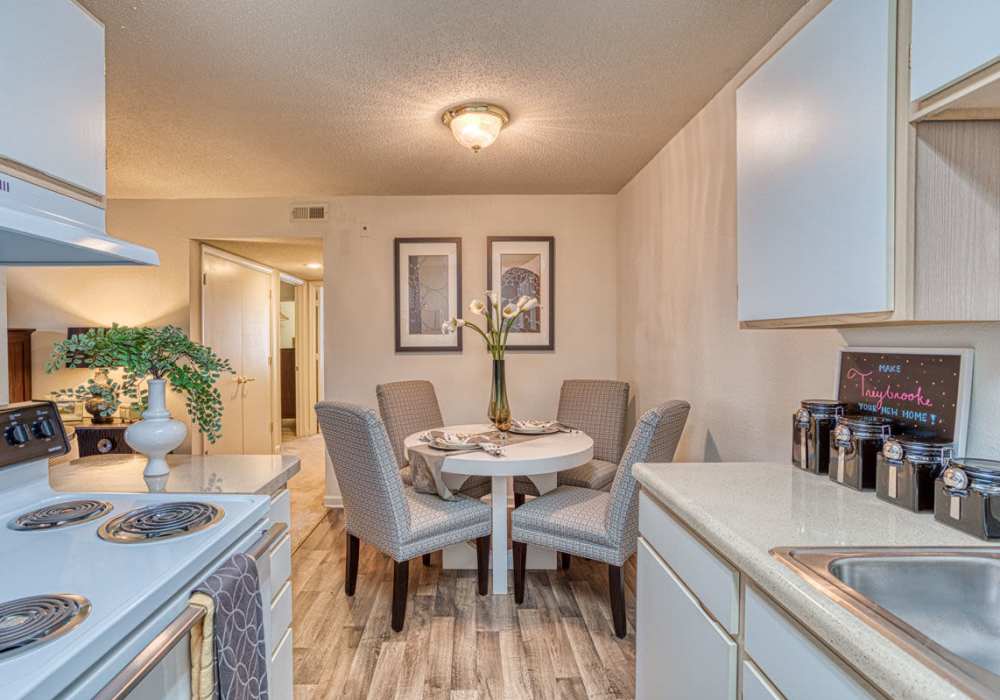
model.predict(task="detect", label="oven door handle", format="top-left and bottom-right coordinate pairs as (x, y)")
top-left (95, 522), bottom-right (287, 699)
top-left (93, 604), bottom-right (206, 700)
top-left (247, 521), bottom-right (288, 561)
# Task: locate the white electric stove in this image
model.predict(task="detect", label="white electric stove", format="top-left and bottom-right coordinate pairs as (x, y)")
top-left (0, 402), bottom-right (271, 699)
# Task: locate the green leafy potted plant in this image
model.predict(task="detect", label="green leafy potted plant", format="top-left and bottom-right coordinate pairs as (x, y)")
top-left (47, 325), bottom-right (233, 477)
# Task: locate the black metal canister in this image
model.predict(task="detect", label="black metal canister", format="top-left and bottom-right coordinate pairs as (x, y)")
top-left (876, 437), bottom-right (952, 512)
top-left (830, 415), bottom-right (892, 490)
top-left (935, 458), bottom-right (1000, 540)
top-left (792, 400), bottom-right (846, 474)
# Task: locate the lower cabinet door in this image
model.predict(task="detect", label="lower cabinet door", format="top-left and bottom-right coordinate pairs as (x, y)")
top-left (637, 537), bottom-right (738, 699)
top-left (743, 659), bottom-right (783, 700)
top-left (745, 587), bottom-right (877, 699)
top-left (269, 627), bottom-right (293, 700)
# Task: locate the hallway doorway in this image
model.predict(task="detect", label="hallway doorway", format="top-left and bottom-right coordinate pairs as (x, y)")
top-left (195, 237), bottom-right (325, 455)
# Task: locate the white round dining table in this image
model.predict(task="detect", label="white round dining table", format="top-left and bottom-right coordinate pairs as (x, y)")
top-left (404, 423), bottom-right (593, 594)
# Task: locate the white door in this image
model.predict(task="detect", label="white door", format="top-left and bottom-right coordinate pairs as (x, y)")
top-left (240, 265), bottom-right (272, 453)
top-left (202, 250), bottom-right (272, 454)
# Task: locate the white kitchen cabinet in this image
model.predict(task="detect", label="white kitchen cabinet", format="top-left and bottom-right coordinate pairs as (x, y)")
top-left (636, 538), bottom-right (738, 700)
top-left (742, 660), bottom-right (783, 700)
top-left (0, 0), bottom-right (106, 196)
top-left (638, 491), bottom-right (739, 634)
top-left (638, 491), bottom-right (884, 699)
top-left (745, 587), bottom-right (878, 699)
top-left (270, 628), bottom-right (294, 700)
top-left (911, 0), bottom-right (1000, 102)
top-left (736, 0), bottom-right (894, 323)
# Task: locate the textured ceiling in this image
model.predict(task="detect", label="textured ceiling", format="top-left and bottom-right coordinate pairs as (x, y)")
top-left (81, 0), bottom-right (804, 199)
top-left (206, 238), bottom-right (324, 281)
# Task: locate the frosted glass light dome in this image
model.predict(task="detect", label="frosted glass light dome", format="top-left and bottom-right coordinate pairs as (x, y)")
top-left (441, 104), bottom-right (510, 153)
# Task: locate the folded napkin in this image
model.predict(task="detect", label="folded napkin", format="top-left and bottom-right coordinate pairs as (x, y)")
top-left (408, 434), bottom-right (488, 501)
top-left (191, 552), bottom-right (269, 700)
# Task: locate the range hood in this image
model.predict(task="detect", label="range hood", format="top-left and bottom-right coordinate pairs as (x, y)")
top-left (0, 171), bottom-right (158, 266)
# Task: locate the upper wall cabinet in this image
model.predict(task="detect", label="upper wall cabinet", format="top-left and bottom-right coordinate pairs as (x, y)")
top-left (0, 0), bottom-right (106, 198)
top-left (910, 0), bottom-right (1000, 119)
top-left (737, 0), bottom-right (1000, 328)
top-left (736, 0), bottom-right (895, 323)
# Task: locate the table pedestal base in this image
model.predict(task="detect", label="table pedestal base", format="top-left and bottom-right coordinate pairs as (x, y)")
top-left (441, 472), bottom-right (557, 594)
top-left (441, 540), bottom-right (555, 571)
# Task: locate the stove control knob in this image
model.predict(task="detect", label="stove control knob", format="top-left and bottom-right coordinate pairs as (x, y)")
top-left (33, 418), bottom-right (56, 439)
top-left (6, 422), bottom-right (31, 446)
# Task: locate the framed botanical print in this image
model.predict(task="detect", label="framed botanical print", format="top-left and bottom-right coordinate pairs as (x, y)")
top-left (487, 236), bottom-right (554, 351)
top-left (394, 237), bottom-right (462, 352)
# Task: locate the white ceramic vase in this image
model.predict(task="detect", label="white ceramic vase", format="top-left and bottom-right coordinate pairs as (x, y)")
top-left (125, 378), bottom-right (187, 478)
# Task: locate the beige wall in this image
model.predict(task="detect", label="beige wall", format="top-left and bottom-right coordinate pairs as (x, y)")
top-left (6, 198), bottom-right (333, 450)
top-left (5, 194), bottom-right (618, 501)
top-left (323, 195), bottom-right (618, 503)
top-left (616, 6), bottom-right (1000, 463)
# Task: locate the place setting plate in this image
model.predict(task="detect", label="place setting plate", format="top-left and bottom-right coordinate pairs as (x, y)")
top-left (508, 419), bottom-right (561, 435)
top-left (420, 431), bottom-right (490, 451)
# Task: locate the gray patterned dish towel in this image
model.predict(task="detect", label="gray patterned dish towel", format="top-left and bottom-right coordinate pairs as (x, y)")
top-left (192, 552), bottom-right (269, 700)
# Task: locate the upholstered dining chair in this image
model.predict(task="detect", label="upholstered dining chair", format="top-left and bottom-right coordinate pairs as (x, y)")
top-left (316, 401), bottom-right (492, 632)
top-left (377, 380), bottom-right (492, 509)
top-left (513, 379), bottom-right (630, 506)
top-left (511, 400), bottom-right (690, 638)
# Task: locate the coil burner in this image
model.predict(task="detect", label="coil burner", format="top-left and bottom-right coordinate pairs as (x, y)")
top-left (97, 501), bottom-right (223, 543)
top-left (8, 500), bottom-right (113, 531)
top-left (0, 594), bottom-right (91, 658)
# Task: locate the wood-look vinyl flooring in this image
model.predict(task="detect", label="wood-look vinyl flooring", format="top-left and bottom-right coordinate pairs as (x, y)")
top-left (291, 509), bottom-right (637, 699)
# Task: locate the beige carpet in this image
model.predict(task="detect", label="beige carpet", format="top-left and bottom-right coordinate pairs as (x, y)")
top-left (280, 433), bottom-right (328, 551)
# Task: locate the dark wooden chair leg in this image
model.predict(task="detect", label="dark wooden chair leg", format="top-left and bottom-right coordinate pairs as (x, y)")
top-left (513, 541), bottom-right (527, 604)
top-left (476, 535), bottom-right (490, 596)
top-left (608, 564), bottom-right (627, 638)
top-left (422, 553), bottom-right (432, 567)
top-left (559, 552), bottom-right (571, 571)
top-left (345, 533), bottom-right (359, 596)
top-left (514, 493), bottom-right (526, 508)
top-left (391, 559), bottom-right (410, 632)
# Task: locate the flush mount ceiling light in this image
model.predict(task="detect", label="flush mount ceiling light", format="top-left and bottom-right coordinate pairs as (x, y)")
top-left (441, 103), bottom-right (510, 153)
top-left (304, 262), bottom-right (322, 269)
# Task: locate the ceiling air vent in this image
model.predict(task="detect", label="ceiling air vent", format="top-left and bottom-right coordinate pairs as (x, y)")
top-left (290, 203), bottom-right (327, 222)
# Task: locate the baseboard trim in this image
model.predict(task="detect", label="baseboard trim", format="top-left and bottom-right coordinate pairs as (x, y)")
top-left (324, 495), bottom-right (343, 509)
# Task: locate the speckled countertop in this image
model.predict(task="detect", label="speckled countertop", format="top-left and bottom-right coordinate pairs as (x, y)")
top-left (633, 461), bottom-right (992, 700)
top-left (50, 453), bottom-right (301, 497)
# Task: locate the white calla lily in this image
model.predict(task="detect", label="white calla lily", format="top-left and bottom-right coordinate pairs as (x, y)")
top-left (469, 299), bottom-right (486, 315)
top-left (501, 303), bottom-right (519, 319)
top-left (516, 295), bottom-right (531, 309)
top-left (441, 322), bottom-right (452, 335)
top-left (520, 298), bottom-right (539, 311)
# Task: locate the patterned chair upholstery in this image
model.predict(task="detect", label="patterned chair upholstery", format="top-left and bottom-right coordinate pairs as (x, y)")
top-left (514, 379), bottom-right (630, 497)
top-left (376, 380), bottom-right (491, 499)
top-left (316, 400), bottom-right (492, 631)
top-left (511, 400), bottom-right (690, 637)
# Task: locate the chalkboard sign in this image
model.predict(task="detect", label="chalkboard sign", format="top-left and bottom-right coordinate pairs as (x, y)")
top-left (836, 347), bottom-right (973, 454)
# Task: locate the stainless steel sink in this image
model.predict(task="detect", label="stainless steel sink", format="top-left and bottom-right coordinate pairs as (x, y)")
top-left (772, 547), bottom-right (1000, 699)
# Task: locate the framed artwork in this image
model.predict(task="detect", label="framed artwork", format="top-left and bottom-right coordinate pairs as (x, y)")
top-left (487, 236), bottom-right (555, 351)
top-left (394, 237), bottom-right (462, 352)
